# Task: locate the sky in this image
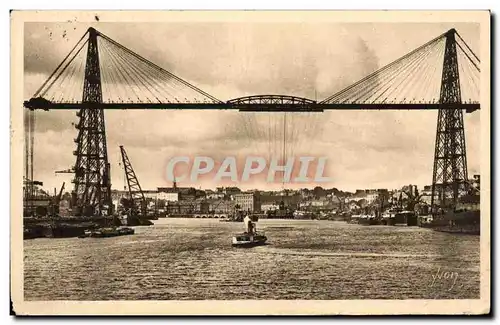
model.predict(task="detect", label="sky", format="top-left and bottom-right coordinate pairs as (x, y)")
top-left (23, 21), bottom-right (481, 193)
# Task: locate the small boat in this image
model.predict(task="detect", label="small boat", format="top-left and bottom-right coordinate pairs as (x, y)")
top-left (80, 226), bottom-right (135, 238)
top-left (385, 210), bottom-right (418, 226)
top-left (231, 214), bottom-right (268, 247)
top-left (232, 232), bottom-right (267, 248)
top-left (116, 226), bottom-right (135, 236)
top-left (77, 229), bottom-right (92, 238)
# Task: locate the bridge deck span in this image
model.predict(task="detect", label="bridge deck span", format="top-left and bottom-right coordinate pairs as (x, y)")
top-left (24, 100), bottom-right (480, 113)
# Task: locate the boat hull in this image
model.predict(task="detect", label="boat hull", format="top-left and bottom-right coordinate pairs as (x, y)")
top-left (231, 233), bottom-right (267, 248)
top-left (80, 227), bottom-right (135, 238)
top-left (231, 241), bottom-right (267, 248)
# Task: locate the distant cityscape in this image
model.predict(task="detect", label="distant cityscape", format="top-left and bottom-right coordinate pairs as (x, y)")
top-left (27, 174), bottom-right (480, 221)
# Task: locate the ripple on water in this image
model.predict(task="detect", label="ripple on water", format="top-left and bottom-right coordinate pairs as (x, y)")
top-left (24, 219), bottom-right (480, 300)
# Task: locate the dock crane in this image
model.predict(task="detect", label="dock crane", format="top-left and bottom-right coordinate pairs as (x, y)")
top-left (55, 167), bottom-right (86, 177)
top-left (57, 182), bottom-right (65, 203)
top-left (119, 145), bottom-right (147, 219)
top-left (55, 168), bottom-right (74, 174)
top-left (49, 182), bottom-right (65, 216)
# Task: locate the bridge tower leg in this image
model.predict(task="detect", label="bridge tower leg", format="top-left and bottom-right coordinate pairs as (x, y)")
top-left (71, 28), bottom-right (112, 217)
top-left (430, 29), bottom-right (468, 213)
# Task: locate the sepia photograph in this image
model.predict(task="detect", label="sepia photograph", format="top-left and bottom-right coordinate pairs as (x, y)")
top-left (10, 10), bottom-right (491, 315)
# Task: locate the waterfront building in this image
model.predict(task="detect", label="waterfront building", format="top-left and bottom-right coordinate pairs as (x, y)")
top-left (233, 192), bottom-right (261, 212)
top-left (157, 188), bottom-right (179, 202)
top-left (208, 199), bottom-right (236, 214)
top-left (166, 199), bottom-right (210, 215)
top-left (261, 203), bottom-right (280, 212)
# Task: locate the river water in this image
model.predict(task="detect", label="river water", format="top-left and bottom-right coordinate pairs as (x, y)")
top-left (24, 218), bottom-right (480, 300)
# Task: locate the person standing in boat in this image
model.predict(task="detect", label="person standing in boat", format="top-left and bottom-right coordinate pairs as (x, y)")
top-left (244, 215), bottom-right (255, 235)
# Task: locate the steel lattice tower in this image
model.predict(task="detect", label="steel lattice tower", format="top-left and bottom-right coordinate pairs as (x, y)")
top-left (119, 145), bottom-right (146, 217)
top-left (431, 29), bottom-right (469, 211)
top-left (71, 28), bottom-right (112, 216)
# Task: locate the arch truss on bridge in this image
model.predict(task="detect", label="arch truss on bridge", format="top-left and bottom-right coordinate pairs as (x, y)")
top-left (23, 27), bottom-right (481, 216)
